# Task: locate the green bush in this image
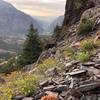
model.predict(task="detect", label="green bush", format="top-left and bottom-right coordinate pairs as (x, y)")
top-left (37, 58), bottom-right (57, 74)
top-left (63, 47), bottom-right (74, 57)
top-left (0, 58), bottom-right (15, 74)
top-left (77, 18), bottom-right (94, 35)
top-left (0, 74), bottom-right (41, 99)
top-left (76, 52), bottom-right (90, 62)
top-left (81, 40), bottom-right (94, 51)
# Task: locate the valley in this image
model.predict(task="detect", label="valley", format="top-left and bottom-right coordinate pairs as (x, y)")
top-left (0, 35), bottom-right (24, 60)
top-left (0, 0), bottom-right (63, 61)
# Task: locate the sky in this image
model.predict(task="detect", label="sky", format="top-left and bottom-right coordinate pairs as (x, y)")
top-left (4, 0), bottom-right (66, 17)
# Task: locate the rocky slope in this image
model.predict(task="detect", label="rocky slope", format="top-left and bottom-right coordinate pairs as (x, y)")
top-left (0, 0), bottom-right (43, 36)
top-left (18, 0), bottom-right (100, 100)
top-left (2, 0), bottom-right (100, 100)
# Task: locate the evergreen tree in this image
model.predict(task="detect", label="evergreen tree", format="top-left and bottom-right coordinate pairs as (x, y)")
top-left (17, 23), bottom-right (43, 68)
top-left (53, 24), bottom-right (61, 39)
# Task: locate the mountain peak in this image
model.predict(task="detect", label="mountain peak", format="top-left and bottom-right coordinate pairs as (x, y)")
top-left (0, 0), bottom-right (44, 36)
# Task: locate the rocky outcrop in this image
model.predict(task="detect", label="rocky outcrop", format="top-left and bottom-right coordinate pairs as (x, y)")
top-left (63, 0), bottom-right (99, 27)
top-left (24, 55), bottom-right (100, 100)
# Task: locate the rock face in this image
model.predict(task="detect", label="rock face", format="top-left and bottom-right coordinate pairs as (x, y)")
top-left (63, 0), bottom-right (99, 26)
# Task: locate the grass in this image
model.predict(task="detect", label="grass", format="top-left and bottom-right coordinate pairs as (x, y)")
top-left (0, 58), bottom-right (59, 100)
top-left (63, 47), bottom-right (74, 58)
top-left (76, 52), bottom-right (90, 62)
top-left (37, 58), bottom-right (57, 74)
top-left (80, 39), bottom-right (94, 51)
top-left (0, 73), bottom-right (42, 100)
top-left (77, 18), bottom-right (94, 35)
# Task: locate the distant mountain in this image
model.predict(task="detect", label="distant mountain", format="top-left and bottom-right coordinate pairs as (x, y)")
top-left (0, 0), bottom-right (44, 36)
top-left (33, 17), bottom-right (55, 35)
top-left (33, 17), bottom-right (49, 31)
top-left (48, 16), bottom-right (64, 32)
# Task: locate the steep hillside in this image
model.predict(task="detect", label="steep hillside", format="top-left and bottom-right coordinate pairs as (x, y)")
top-left (63, 0), bottom-right (99, 26)
top-left (0, 0), bottom-right (100, 100)
top-left (0, 0), bottom-right (43, 36)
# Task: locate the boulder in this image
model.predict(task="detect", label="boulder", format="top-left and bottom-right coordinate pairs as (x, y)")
top-left (63, 0), bottom-right (96, 26)
top-left (81, 7), bottom-right (100, 29)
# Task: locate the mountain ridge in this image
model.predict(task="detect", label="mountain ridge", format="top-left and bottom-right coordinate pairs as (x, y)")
top-left (0, 0), bottom-right (44, 36)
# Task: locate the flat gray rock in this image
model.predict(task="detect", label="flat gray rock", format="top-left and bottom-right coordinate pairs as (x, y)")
top-left (68, 70), bottom-right (86, 76)
top-left (22, 97), bottom-right (33, 100)
top-left (76, 80), bottom-right (100, 92)
top-left (82, 62), bottom-right (95, 66)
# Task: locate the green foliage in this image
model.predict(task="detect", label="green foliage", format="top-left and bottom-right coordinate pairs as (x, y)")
top-left (0, 52), bottom-right (13, 60)
top-left (77, 18), bottom-right (94, 35)
top-left (37, 58), bottom-right (57, 74)
top-left (16, 24), bottom-right (43, 68)
top-left (53, 25), bottom-right (62, 39)
top-left (0, 73), bottom-right (41, 99)
top-left (63, 47), bottom-right (74, 58)
top-left (76, 52), bottom-right (90, 62)
top-left (81, 39), bottom-right (94, 51)
top-left (0, 58), bottom-right (15, 74)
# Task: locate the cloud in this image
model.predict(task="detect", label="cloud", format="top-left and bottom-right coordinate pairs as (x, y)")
top-left (4, 0), bottom-right (66, 16)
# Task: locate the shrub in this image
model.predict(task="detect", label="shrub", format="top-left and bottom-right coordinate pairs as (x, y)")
top-left (76, 52), bottom-right (90, 62)
top-left (63, 47), bottom-right (74, 58)
top-left (0, 63), bottom-right (13, 74)
top-left (80, 40), bottom-right (94, 51)
top-left (77, 18), bottom-right (94, 35)
top-left (0, 73), bottom-right (41, 99)
top-left (0, 58), bottom-right (15, 74)
top-left (37, 58), bottom-right (57, 74)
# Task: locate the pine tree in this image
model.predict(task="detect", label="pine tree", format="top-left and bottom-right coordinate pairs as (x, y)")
top-left (53, 24), bottom-right (61, 39)
top-left (17, 24), bottom-right (43, 68)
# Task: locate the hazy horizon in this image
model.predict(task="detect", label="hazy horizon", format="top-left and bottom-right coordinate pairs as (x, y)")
top-left (4, 0), bottom-right (66, 19)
